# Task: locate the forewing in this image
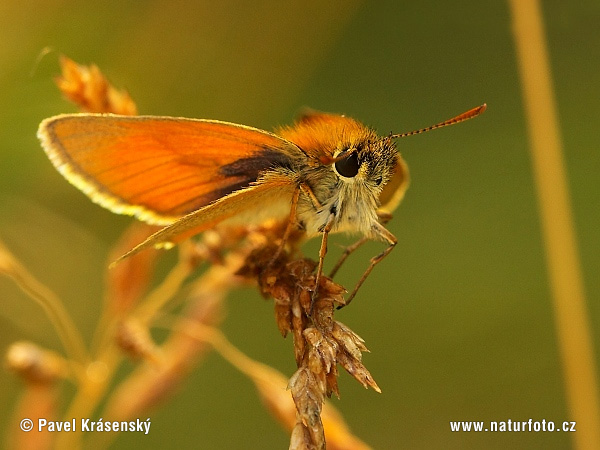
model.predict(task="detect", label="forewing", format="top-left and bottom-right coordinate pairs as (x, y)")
top-left (38, 114), bottom-right (300, 224)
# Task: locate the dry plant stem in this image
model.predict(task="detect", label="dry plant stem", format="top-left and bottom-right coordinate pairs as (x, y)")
top-left (179, 321), bottom-right (372, 450)
top-left (0, 241), bottom-right (88, 379)
top-left (240, 234), bottom-right (379, 449)
top-left (509, 1), bottom-right (600, 448)
top-left (132, 247), bottom-right (195, 324)
top-left (89, 249), bottom-right (244, 449)
top-left (90, 224), bottom-right (159, 355)
top-left (92, 242), bottom-right (193, 356)
top-left (179, 320), bottom-right (278, 384)
top-left (54, 347), bottom-right (122, 450)
top-left (55, 248), bottom-right (196, 449)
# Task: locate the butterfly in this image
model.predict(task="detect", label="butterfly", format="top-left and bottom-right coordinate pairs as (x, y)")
top-left (38, 104), bottom-right (486, 304)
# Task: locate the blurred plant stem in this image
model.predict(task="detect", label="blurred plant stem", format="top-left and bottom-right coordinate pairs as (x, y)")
top-left (0, 239), bottom-right (88, 379)
top-left (509, 1), bottom-right (600, 448)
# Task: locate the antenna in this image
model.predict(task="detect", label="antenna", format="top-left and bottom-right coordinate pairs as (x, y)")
top-left (389, 104), bottom-right (486, 139)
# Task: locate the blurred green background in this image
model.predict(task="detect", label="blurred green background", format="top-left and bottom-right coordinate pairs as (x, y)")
top-left (1, 0), bottom-right (599, 448)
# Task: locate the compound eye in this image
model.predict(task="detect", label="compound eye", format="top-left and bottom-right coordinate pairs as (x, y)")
top-left (334, 152), bottom-right (359, 178)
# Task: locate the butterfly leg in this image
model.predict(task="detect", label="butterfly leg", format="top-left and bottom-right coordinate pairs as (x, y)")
top-left (329, 211), bottom-right (393, 279)
top-left (296, 182), bottom-right (337, 313)
top-left (341, 222), bottom-right (397, 308)
top-left (312, 212), bottom-right (336, 313)
top-left (328, 236), bottom-right (369, 279)
top-left (271, 186), bottom-right (300, 262)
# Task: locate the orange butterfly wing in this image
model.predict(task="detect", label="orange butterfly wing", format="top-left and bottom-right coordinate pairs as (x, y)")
top-left (38, 114), bottom-right (302, 225)
top-left (114, 171), bottom-right (298, 263)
